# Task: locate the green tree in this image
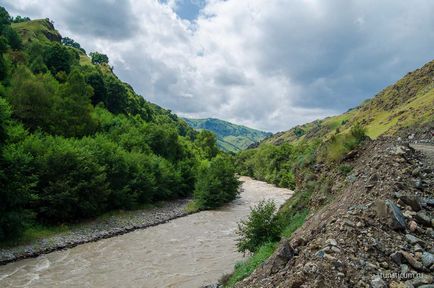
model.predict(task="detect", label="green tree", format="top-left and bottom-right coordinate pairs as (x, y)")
top-left (7, 66), bottom-right (59, 131)
top-left (193, 155), bottom-right (240, 209)
top-left (0, 6), bottom-right (11, 26)
top-left (195, 130), bottom-right (219, 159)
top-left (104, 76), bottom-right (128, 114)
top-left (54, 70), bottom-right (96, 137)
top-left (85, 71), bottom-right (107, 105)
top-left (44, 43), bottom-right (72, 75)
top-left (90, 51), bottom-right (109, 65)
top-left (236, 200), bottom-right (282, 253)
top-left (0, 99), bottom-right (34, 241)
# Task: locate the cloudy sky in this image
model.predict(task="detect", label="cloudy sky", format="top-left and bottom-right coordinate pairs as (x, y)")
top-left (2, 0), bottom-right (434, 132)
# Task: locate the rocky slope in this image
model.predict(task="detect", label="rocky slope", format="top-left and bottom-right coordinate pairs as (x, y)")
top-left (235, 135), bottom-right (434, 287)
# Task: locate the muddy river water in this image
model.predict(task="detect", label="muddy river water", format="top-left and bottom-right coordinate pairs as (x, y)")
top-left (0, 177), bottom-right (292, 288)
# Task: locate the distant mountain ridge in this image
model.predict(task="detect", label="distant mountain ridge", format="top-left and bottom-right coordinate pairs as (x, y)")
top-left (184, 118), bottom-right (272, 152)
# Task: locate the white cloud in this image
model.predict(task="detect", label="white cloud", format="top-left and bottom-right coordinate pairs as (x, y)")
top-left (2, 0), bottom-right (434, 132)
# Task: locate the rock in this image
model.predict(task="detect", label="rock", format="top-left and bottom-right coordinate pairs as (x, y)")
top-left (415, 211), bottom-right (432, 227)
top-left (405, 234), bottom-right (424, 245)
top-left (391, 251), bottom-right (403, 265)
top-left (399, 195), bottom-right (422, 211)
top-left (264, 240), bottom-right (294, 274)
top-left (409, 220), bottom-right (418, 232)
top-left (414, 244), bottom-right (424, 253)
top-left (412, 167), bottom-right (421, 177)
top-left (376, 200), bottom-right (407, 230)
top-left (326, 238), bottom-right (338, 246)
top-left (414, 178), bottom-right (423, 189)
top-left (421, 252), bottom-right (434, 268)
top-left (389, 281), bottom-right (407, 288)
top-left (371, 275), bottom-right (386, 288)
top-left (409, 274), bottom-right (434, 287)
top-left (401, 251), bottom-right (424, 271)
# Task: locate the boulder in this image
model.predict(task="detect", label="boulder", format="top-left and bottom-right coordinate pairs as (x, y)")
top-left (399, 195), bottom-right (422, 211)
top-left (415, 211), bottom-right (432, 227)
top-left (376, 200), bottom-right (406, 230)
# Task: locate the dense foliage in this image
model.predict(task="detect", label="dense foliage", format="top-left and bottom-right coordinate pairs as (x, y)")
top-left (236, 200), bottom-right (281, 253)
top-left (193, 155), bottom-right (240, 209)
top-left (0, 7), bottom-right (236, 241)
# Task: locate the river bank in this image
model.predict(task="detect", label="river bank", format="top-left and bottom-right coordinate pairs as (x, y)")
top-left (0, 177), bottom-right (293, 288)
top-left (0, 199), bottom-right (190, 265)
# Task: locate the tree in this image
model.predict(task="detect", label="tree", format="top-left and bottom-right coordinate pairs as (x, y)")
top-left (195, 130), bottom-right (219, 159)
top-left (90, 51), bottom-right (109, 65)
top-left (236, 200), bottom-right (282, 253)
top-left (1, 26), bottom-right (22, 50)
top-left (104, 76), bottom-right (128, 114)
top-left (61, 37), bottom-right (85, 53)
top-left (0, 6), bottom-right (11, 26)
top-left (193, 155), bottom-right (240, 209)
top-left (85, 71), bottom-right (107, 105)
top-left (0, 98), bottom-right (34, 241)
top-left (54, 70), bottom-right (96, 137)
top-left (7, 66), bottom-right (59, 131)
top-left (44, 43), bottom-right (72, 75)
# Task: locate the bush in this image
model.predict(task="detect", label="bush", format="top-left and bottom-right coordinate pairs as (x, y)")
top-left (338, 164), bottom-right (353, 175)
top-left (236, 200), bottom-right (282, 253)
top-left (194, 155), bottom-right (240, 209)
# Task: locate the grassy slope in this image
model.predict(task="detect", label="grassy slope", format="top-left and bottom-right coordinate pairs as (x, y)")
top-left (184, 118), bottom-right (272, 152)
top-left (12, 19), bottom-right (194, 136)
top-left (266, 60), bottom-right (434, 146)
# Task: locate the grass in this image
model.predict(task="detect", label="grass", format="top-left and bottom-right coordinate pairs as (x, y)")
top-left (0, 202), bottom-right (163, 248)
top-left (0, 224), bottom-right (70, 249)
top-left (281, 209), bottom-right (309, 237)
top-left (185, 200), bottom-right (201, 213)
top-left (224, 208), bottom-right (309, 287)
top-left (224, 242), bottom-right (277, 288)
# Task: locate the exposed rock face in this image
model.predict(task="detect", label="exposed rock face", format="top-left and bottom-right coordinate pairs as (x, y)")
top-left (234, 138), bottom-right (434, 288)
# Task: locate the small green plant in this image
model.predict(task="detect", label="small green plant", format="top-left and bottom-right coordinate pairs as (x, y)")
top-left (224, 242), bottom-right (277, 287)
top-left (236, 200), bottom-right (282, 253)
top-left (338, 164), bottom-right (353, 175)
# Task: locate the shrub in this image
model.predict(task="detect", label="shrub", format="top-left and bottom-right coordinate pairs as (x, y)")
top-left (236, 200), bottom-right (282, 253)
top-left (338, 164), bottom-right (353, 175)
top-left (194, 155), bottom-right (240, 209)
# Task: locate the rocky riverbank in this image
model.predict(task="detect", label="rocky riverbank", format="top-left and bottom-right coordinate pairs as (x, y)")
top-left (235, 138), bottom-right (434, 288)
top-left (0, 199), bottom-right (190, 265)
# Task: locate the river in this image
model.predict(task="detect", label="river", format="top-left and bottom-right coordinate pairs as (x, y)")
top-left (0, 177), bottom-right (292, 288)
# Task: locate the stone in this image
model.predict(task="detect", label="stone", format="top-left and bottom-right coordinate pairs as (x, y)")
top-left (405, 234), bottom-right (424, 245)
top-left (409, 220), bottom-right (418, 232)
top-left (380, 200), bottom-right (406, 230)
top-left (371, 275), bottom-right (386, 288)
top-left (415, 211), bottom-right (432, 227)
top-left (264, 239), bottom-right (294, 274)
top-left (415, 178), bottom-right (423, 189)
top-left (391, 251), bottom-right (403, 265)
top-left (399, 195), bottom-right (422, 212)
top-left (326, 238), bottom-right (338, 246)
top-left (401, 251), bottom-right (424, 271)
top-left (389, 281), bottom-right (407, 288)
top-left (421, 252), bottom-right (434, 268)
top-left (414, 244), bottom-right (424, 253)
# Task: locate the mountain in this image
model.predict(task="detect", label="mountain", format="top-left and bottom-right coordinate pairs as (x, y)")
top-left (267, 61), bottom-right (434, 146)
top-left (0, 8), bottom-right (236, 243)
top-left (229, 60), bottom-right (434, 287)
top-left (183, 118), bottom-right (272, 152)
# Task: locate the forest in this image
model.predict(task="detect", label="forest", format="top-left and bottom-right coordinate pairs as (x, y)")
top-left (0, 7), bottom-right (238, 242)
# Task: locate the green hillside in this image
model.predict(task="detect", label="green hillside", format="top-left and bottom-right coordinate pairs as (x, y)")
top-left (184, 118), bottom-right (272, 152)
top-left (0, 8), bottom-right (238, 243)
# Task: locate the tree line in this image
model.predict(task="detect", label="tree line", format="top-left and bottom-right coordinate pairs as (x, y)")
top-left (0, 7), bottom-right (239, 242)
